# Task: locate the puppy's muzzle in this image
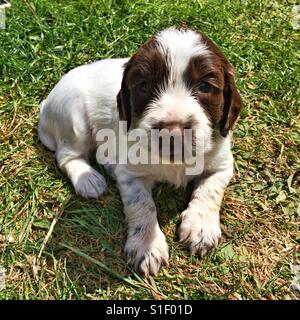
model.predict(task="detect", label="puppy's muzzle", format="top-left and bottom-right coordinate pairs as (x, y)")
top-left (151, 121), bottom-right (195, 162)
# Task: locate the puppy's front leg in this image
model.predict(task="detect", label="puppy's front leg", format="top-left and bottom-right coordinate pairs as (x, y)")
top-left (117, 175), bottom-right (168, 276)
top-left (178, 167), bottom-right (233, 257)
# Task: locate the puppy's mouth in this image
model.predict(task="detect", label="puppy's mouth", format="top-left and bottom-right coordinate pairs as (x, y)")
top-left (158, 136), bottom-right (184, 162)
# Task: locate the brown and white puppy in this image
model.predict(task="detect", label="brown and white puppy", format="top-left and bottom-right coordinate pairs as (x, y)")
top-left (38, 27), bottom-right (243, 276)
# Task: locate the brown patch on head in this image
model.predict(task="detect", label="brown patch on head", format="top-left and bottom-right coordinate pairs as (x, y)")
top-left (184, 31), bottom-right (243, 136)
top-left (117, 36), bottom-right (169, 130)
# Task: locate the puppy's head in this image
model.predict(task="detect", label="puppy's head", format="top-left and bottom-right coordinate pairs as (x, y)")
top-left (117, 27), bottom-right (243, 157)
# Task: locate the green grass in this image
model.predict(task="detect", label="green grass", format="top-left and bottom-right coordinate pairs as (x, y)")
top-left (0, 0), bottom-right (299, 300)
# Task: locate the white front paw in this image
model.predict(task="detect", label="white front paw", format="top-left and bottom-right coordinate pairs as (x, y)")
top-left (124, 228), bottom-right (169, 276)
top-left (74, 169), bottom-right (106, 199)
top-left (178, 209), bottom-right (221, 257)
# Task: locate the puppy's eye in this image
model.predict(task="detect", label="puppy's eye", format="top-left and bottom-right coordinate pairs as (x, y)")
top-left (198, 80), bottom-right (214, 93)
top-left (137, 81), bottom-right (152, 93)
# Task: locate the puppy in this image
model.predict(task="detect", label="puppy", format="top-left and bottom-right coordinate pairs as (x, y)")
top-left (38, 27), bottom-right (243, 276)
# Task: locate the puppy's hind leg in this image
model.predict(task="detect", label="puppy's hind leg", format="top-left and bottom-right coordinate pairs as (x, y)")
top-left (56, 144), bottom-right (107, 199)
top-left (39, 94), bottom-right (106, 199)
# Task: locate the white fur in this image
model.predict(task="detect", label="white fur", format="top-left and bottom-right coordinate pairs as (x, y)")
top-left (38, 28), bottom-right (235, 276)
top-left (156, 27), bottom-right (209, 88)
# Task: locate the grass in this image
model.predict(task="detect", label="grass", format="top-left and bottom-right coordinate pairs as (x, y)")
top-left (0, 0), bottom-right (299, 300)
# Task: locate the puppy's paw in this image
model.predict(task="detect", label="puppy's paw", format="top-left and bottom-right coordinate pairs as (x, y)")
top-left (124, 228), bottom-right (169, 276)
top-left (178, 209), bottom-right (221, 257)
top-left (74, 169), bottom-right (106, 199)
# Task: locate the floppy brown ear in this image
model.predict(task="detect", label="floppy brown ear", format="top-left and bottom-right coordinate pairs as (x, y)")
top-left (117, 61), bottom-right (133, 130)
top-left (220, 67), bottom-right (243, 137)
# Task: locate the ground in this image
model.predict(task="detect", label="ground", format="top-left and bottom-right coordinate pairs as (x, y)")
top-left (0, 0), bottom-right (299, 299)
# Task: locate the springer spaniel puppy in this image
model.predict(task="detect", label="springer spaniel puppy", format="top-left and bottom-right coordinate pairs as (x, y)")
top-left (38, 27), bottom-right (243, 276)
